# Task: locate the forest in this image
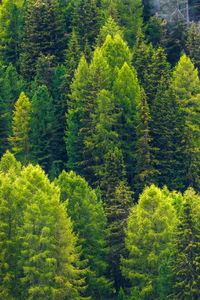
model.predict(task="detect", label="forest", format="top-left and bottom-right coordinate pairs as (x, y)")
top-left (0, 0), bottom-right (200, 299)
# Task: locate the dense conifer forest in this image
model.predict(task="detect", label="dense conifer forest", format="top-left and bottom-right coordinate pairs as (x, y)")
top-left (0, 0), bottom-right (200, 299)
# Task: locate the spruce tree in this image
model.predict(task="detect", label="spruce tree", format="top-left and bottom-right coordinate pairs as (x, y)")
top-left (66, 55), bottom-right (90, 174)
top-left (73, 0), bottom-right (100, 56)
top-left (30, 85), bottom-right (56, 174)
top-left (100, 147), bottom-right (133, 292)
top-left (21, 0), bottom-right (66, 80)
top-left (150, 79), bottom-right (186, 191)
top-left (0, 0), bottom-right (25, 68)
top-left (115, 0), bottom-right (143, 46)
top-left (0, 96), bottom-right (10, 157)
top-left (134, 88), bottom-right (157, 197)
top-left (8, 92), bottom-right (31, 164)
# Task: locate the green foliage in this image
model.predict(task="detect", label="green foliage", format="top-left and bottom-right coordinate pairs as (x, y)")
top-left (186, 21), bottom-right (200, 73)
top-left (170, 188), bottom-right (200, 299)
top-left (171, 54), bottom-right (200, 190)
top-left (112, 62), bottom-right (140, 186)
top-left (134, 89), bottom-right (157, 196)
top-left (101, 34), bottom-right (132, 80)
top-left (8, 91), bottom-right (31, 164)
top-left (115, 0), bottom-right (143, 46)
top-left (73, 0), bottom-right (101, 57)
top-left (55, 170), bottom-right (113, 299)
top-left (121, 185), bottom-right (177, 299)
top-left (0, 0), bottom-right (25, 68)
top-left (0, 151), bottom-right (85, 299)
top-left (21, 0), bottom-right (66, 80)
top-left (30, 85), bottom-right (56, 174)
top-left (0, 152), bottom-right (22, 299)
top-left (96, 16), bottom-right (123, 46)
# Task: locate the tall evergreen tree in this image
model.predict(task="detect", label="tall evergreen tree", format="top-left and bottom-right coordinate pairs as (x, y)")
top-left (170, 188), bottom-right (200, 299)
top-left (0, 151), bottom-right (22, 299)
top-left (20, 0), bottom-right (66, 80)
top-left (115, 0), bottom-right (143, 46)
top-left (134, 88), bottom-right (157, 197)
top-left (8, 92), bottom-right (31, 164)
top-left (73, 0), bottom-right (100, 57)
top-left (170, 54), bottom-right (200, 190)
top-left (30, 85), bottom-right (56, 174)
top-left (186, 21), bottom-right (200, 73)
top-left (0, 96), bottom-right (10, 157)
top-left (150, 78), bottom-right (186, 191)
top-left (112, 62), bottom-right (140, 186)
top-left (18, 164), bottom-right (86, 299)
top-left (0, 0), bottom-right (25, 68)
top-left (121, 185), bottom-right (177, 299)
top-left (55, 170), bottom-right (113, 299)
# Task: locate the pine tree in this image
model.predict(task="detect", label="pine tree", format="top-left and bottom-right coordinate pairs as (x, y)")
top-left (121, 185), bottom-right (177, 299)
top-left (21, 0), bottom-right (66, 80)
top-left (8, 92), bottom-right (31, 164)
top-left (170, 188), bottom-right (200, 299)
top-left (55, 170), bottom-right (113, 299)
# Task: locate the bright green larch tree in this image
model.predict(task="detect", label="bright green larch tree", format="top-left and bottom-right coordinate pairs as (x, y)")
top-left (170, 54), bottom-right (200, 190)
top-left (112, 62), bottom-right (140, 186)
top-left (170, 188), bottom-right (200, 299)
top-left (121, 185), bottom-right (177, 299)
top-left (55, 170), bottom-right (113, 299)
top-left (18, 164), bottom-right (86, 300)
top-left (8, 92), bottom-right (31, 164)
top-left (0, 151), bottom-right (22, 299)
